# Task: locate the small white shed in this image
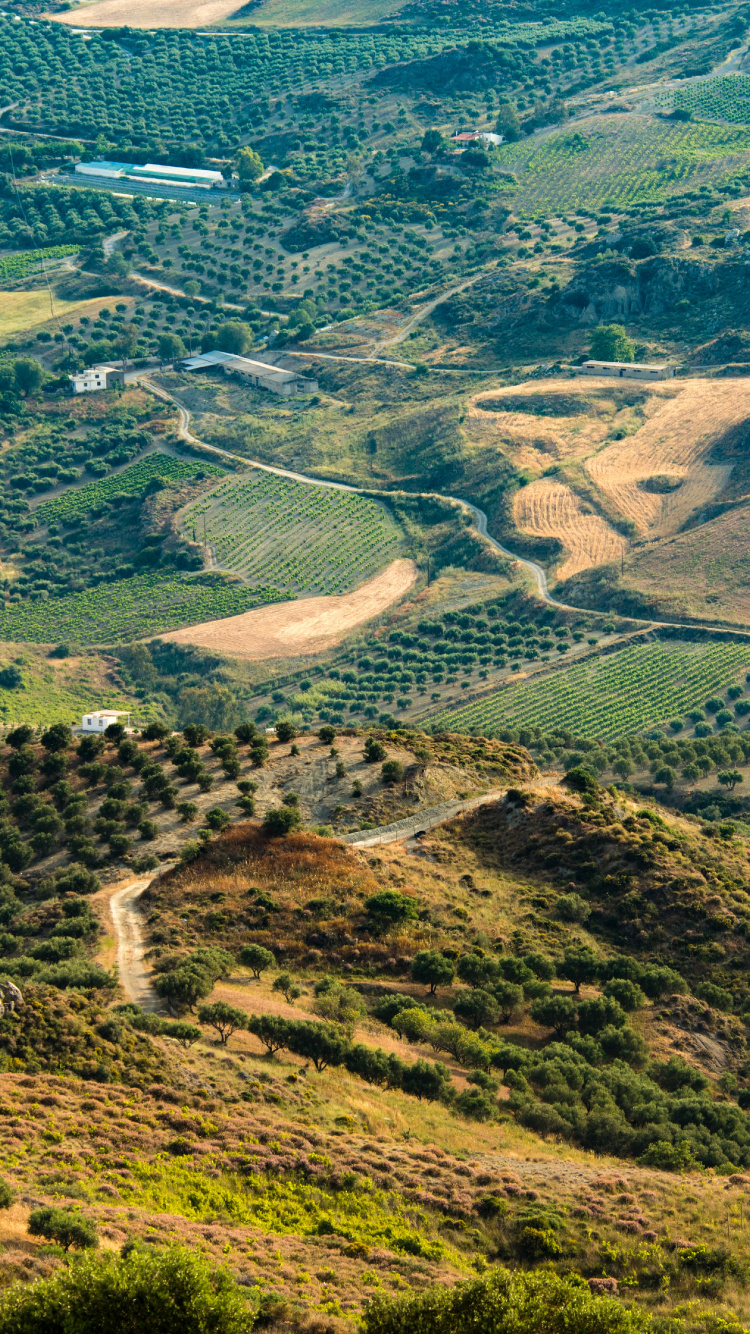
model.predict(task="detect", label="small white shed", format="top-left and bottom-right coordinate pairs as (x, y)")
top-left (81, 710), bottom-right (129, 732)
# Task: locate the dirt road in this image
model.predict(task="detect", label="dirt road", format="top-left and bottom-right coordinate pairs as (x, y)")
top-left (109, 876), bottom-right (160, 1010)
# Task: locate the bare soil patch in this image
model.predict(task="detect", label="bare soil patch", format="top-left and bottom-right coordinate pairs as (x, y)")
top-left (514, 477), bottom-right (627, 580)
top-left (52, 0), bottom-right (244, 27)
top-left (162, 557), bottom-right (417, 659)
top-left (585, 377), bottom-right (750, 538)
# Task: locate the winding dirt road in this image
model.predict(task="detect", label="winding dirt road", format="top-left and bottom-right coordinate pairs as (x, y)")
top-left (109, 876), bottom-right (160, 1010)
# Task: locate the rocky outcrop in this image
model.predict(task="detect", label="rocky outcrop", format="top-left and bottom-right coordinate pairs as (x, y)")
top-left (553, 256), bottom-right (718, 325)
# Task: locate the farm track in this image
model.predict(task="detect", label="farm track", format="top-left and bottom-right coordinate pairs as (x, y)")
top-left (109, 875), bottom-right (162, 1009)
top-left (139, 378), bottom-right (750, 643)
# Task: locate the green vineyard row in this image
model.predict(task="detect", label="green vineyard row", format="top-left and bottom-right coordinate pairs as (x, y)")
top-left (182, 470), bottom-right (402, 596)
top-left (35, 452), bottom-right (224, 526)
top-left (430, 642), bottom-right (750, 740)
top-left (0, 571), bottom-right (289, 645)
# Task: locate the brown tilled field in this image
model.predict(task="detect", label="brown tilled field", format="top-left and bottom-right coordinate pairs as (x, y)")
top-left (584, 377), bottom-right (750, 538)
top-left (513, 477), bottom-right (627, 580)
top-left (162, 557), bottom-right (418, 659)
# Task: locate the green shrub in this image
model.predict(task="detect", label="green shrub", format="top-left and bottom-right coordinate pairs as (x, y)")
top-left (262, 806), bottom-right (301, 836)
top-left (361, 1265), bottom-right (649, 1334)
top-left (694, 982), bottom-right (734, 1012)
top-left (636, 1139), bottom-right (698, 1171)
top-left (0, 1246), bottom-right (254, 1334)
top-left (28, 1206), bottom-right (98, 1252)
top-left (366, 890), bottom-right (418, 923)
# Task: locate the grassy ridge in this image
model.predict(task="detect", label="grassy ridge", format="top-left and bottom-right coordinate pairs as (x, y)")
top-left (0, 572), bottom-right (290, 645)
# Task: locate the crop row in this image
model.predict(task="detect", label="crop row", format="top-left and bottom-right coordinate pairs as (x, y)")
top-left (0, 571), bottom-right (289, 646)
top-left (0, 244), bottom-right (78, 283)
top-left (657, 77), bottom-right (750, 127)
top-left (35, 452), bottom-right (223, 526)
top-left (430, 642), bottom-right (750, 741)
top-left (182, 471), bottom-right (401, 595)
top-left (496, 117), bottom-right (750, 212)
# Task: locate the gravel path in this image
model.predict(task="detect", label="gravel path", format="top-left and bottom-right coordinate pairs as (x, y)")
top-left (109, 876), bottom-right (161, 1010)
top-left (340, 789), bottom-right (506, 848)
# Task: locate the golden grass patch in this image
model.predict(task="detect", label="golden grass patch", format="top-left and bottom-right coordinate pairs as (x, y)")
top-left (0, 290), bottom-right (132, 340)
top-left (514, 477), bottom-right (627, 580)
top-left (585, 377), bottom-right (750, 539)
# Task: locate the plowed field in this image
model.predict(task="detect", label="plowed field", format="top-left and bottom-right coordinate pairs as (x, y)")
top-left (514, 478), bottom-right (627, 580)
top-left (585, 378), bottom-right (750, 538)
top-left (161, 558), bottom-right (418, 660)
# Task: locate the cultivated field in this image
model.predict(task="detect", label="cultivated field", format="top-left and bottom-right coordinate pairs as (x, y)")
top-left (0, 572), bottom-right (288, 646)
top-left (232, 0), bottom-right (405, 25)
top-left (585, 377), bottom-right (750, 538)
top-left (513, 477), bottom-right (627, 580)
top-left (53, 0), bottom-right (246, 28)
top-left (35, 453), bottom-right (224, 527)
top-left (0, 290), bottom-right (130, 340)
top-left (162, 557), bottom-right (418, 659)
top-left (180, 470), bottom-right (403, 597)
top-left (430, 640), bottom-right (750, 740)
top-left (494, 112), bottom-right (750, 212)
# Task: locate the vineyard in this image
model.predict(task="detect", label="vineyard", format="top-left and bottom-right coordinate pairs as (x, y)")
top-left (429, 642), bottom-right (750, 741)
top-left (34, 452), bottom-right (223, 527)
top-left (0, 571), bottom-right (289, 645)
top-left (181, 471), bottom-right (403, 596)
top-left (0, 245), bottom-right (78, 284)
top-left (495, 113), bottom-right (750, 213)
top-left (657, 76), bottom-right (750, 127)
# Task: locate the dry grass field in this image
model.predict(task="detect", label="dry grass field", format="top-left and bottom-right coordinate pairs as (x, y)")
top-left (585, 377), bottom-right (750, 538)
top-left (162, 557), bottom-right (418, 659)
top-left (0, 289), bottom-right (132, 340)
top-left (513, 477), bottom-right (627, 580)
top-left (52, 0), bottom-right (403, 26)
top-left (53, 0), bottom-right (246, 27)
top-left (621, 498), bottom-right (750, 624)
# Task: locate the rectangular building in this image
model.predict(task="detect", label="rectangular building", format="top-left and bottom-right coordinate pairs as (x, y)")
top-left (182, 349), bottom-right (317, 397)
top-left (576, 360), bottom-right (675, 380)
top-left (81, 710), bottom-right (129, 733)
top-left (128, 163), bottom-right (225, 187)
top-left (69, 364), bottom-right (126, 394)
top-left (75, 160), bottom-right (128, 179)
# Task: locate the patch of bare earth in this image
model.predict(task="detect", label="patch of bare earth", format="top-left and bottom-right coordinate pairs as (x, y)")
top-left (513, 478), bottom-right (627, 580)
top-left (51, 0), bottom-right (245, 26)
top-left (162, 557), bottom-right (418, 660)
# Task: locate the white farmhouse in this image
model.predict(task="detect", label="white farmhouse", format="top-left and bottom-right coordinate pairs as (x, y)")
top-left (81, 710), bottom-right (130, 733)
top-left (69, 364), bottom-right (126, 394)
